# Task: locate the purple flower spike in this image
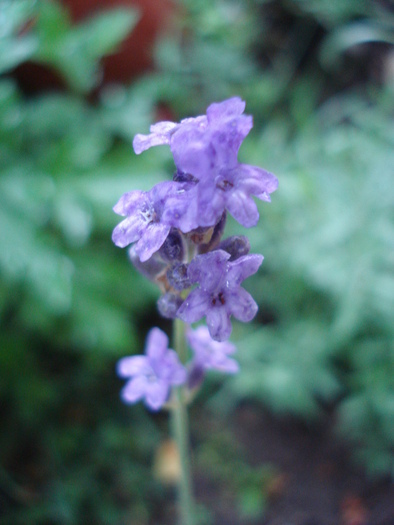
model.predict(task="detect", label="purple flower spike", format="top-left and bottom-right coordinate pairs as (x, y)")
top-left (117, 327), bottom-right (186, 411)
top-left (177, 250), bottom-right (263, 341)
top-left (187, 326), bottom-right (239, 374)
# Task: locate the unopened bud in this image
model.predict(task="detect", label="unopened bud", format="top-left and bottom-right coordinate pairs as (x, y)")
top-left (167, 263), bottom-right (191, 291)
top-left (129, 246), bottom-right (167, 281)
top-left (157, 292), bottom-right (184, 319)
top-left (217, 235), bottom-right (250, 261)
top-left (159, 229), bottom-right (185, 263)
top-left (187, 363), bottom-right (205, 390)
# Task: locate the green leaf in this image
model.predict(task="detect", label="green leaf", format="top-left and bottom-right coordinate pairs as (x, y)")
top-left (33, 2), bottom-right (139, 92)
top-left (0, 0), bottom-right (38, 72)
top-left (237, 486), bottom-right (266, 520)
top-left (36, 0), bottom-right (71, 39)
top-left (0, 34), bottom-right (38, 74)
top-left (74, 8), bottom-right (140, 59)
top-left (0, 0), bottom-right (36, 37)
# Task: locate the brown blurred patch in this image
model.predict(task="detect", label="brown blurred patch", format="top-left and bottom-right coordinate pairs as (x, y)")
top-left (13, 0), bottom-right (179, 93)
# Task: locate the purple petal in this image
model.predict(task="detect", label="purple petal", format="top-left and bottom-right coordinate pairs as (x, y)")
top-left (225, 190), bottom-right (260, 228)
top-left (113, 190), bottom-right (145, 215)
top-left (133, 121), bottom-right (177, 154)
top-left (162, 350), bottom-right (187, 384)
top-left (210, 116), bottom-right (253, 159)
top-left (213, 356), bottom-right (239, 373)
top-left (187, 325), bottom-right (212, 348)
top-left (112, 215), bottom-right (146, 248)
top-left (179, 114), bottom-right (208, 126)
top-left (177, 288), bottom-right (210, 324)
top-left (187, 326), bottom-right (239, 373)
top-left (145, 380), bottom-right (170, 410)
top-left (187, 250), bottom-right (230, 292)
top-left (150, 121), bottom-right (178, 134)
top-left (196, 183), bottom-right (226, 227)
top-left (171, 127), bottom-right (213, 180)
top-left (207, 350), bottom-right (239, 373)
top-left (228, 287), bottom-right (258, 322)
top-left (149, 180), bottom-right (181, 207)
top-left (206, 307), bottom-right (232, 341)
top-left (226, 254), bottom-right (264, 286)
top-left (161, 185), bottom-right (200, 232)
top-left (236, 164), bottom-right (278, 196)
top-left (146, 327), bottom-right (169, 361)
top-left (134, 222), bottom-right (171, 262)
top-left (206, 97), bottom-right (246, 121)
top-left (117, 355), bottom-right (150, 377)
top-left (121, 376), bottom-right (148, 404)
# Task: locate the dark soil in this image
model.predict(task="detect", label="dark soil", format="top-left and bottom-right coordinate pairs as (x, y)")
top-left (191, 404), bottom-right (394, 525)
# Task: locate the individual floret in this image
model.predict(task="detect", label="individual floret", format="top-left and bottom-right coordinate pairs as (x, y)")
top-left (177, 250), bottom-right (263, 341)
top-left (117, 328), bottom-right (186, 410)
top-left (187, 325), bottom-right (239, 374)
top-left (112, 181), bottom-right (194, 261)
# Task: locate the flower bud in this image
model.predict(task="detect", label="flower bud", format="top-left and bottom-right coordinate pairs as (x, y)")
top-left (187, 363), bottom-right (205, 390)
top-left (129, 245), bottom-right (167, 281)
top-left (157, 292), bottom-right (184, 319)
top-left (217, 235), bottom-right (250, 261)
top-left (159, 229), bottom-right (185, 263)
top-left (167, 263), bottom-right (191, 291)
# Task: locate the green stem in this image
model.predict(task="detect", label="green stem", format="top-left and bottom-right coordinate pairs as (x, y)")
top-left (171, 319), bottom-right (195, 525)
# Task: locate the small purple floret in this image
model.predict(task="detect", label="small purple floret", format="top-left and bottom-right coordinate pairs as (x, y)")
top-left (112, 181), bottom-right (194, 261)
top-left (117, 327), bottom-right (186, 410)
top-left (187, 326), bottom-right (239, 374)
top-left (177, 250), bottom-right (263, 341)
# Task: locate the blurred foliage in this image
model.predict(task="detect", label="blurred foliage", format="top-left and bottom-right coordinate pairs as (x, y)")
top-left (0, 0), bottom-right (139, 90)
top-left (195, 427), bottom-right (276, 521)
top-left (0, 0), bottom-right (393, 523)
top-left (215, 90), bottom-right (394, 477)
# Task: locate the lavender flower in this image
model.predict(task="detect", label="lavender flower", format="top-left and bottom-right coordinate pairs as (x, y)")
top-left (114, 97), bottom-right (276, 403)
top-left (177, 250), bottom-right (263, 341)
top-left (132, 97), bottom-right (278, 230)
top-left (197, 163), bottom-right (278, 228)
top-left (117, 327), bottom-right (186, 410)
top-left (187, 326), bottom-right (239, 374)
top-left (112, 181), bottom-right (194, 261)
top-left (133, 98), bottom-right (248, 167)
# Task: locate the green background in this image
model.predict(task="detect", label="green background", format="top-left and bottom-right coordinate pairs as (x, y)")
top-left (0, 1), bottom-right (393, 523)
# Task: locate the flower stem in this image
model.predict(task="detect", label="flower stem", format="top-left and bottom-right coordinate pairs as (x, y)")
top-left (171, 319), bottom-right (195, 525)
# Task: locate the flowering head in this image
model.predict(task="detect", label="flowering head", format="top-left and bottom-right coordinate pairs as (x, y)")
top-left (114, 97), bottom-right (277, 411)
top-left (128, 97), bottom-right (278, 235)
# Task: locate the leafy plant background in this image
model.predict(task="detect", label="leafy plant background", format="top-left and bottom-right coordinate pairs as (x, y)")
top-left (0, 0), bottom-right (393, 524)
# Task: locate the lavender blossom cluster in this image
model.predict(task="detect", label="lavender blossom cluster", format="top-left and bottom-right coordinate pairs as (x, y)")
top-left (113, 98), bottom-right (278, 410)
